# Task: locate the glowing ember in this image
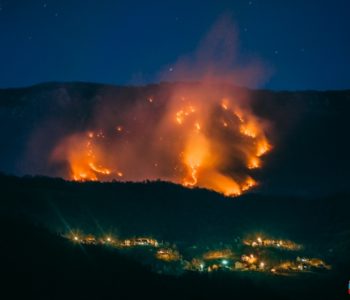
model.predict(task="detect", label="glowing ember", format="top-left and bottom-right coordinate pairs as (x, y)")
top-left (240, 122), bottom-right (258, 138)
top-left (88, 162), bottom-right (111, 175)
top-left (247, 157), bottom-right (261, 169)
top-left (256, 139), bottom-right (271, 157)
top-left (241, 177), bottom-right (257, 191)
top-left (221, 99), bottom-right (229, 110)
top-left (51, 83), bottom-right (272, 196)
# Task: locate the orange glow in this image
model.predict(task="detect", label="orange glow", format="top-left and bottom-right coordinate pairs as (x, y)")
top-left (243, 236), bottom-right (302, 251)
top-left (247, 157), bottom-right (261, 169)
top-left (242, 254), bottom-right (257, 264)
top-left (49, 17), bottom-right (273, 196)
top-left (88, 162), bottom-right (111, 175)
top-left (256, 139), bottom-right (271, 157)
top-left (52, 131), bottom-right (120, 182)
top-left (234, 111), bottom-right (244, 123)
top-left (203, 249), bottom-right (233, 260)
top-left (240, 122), bottom-right (258, 138)
top-left (176, 105), bottom-right (196, 125)
top-left (51, 83), bottom-right (272, 196)
top-left (183, 133), bottom-right (208, 186)
top-left (241, 177), bottom-right (257, 191)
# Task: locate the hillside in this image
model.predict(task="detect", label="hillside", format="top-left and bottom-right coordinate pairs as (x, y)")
top-left (1, 174), bottom-right (349, 257)
top-left (0, 82), bottom-right (349, 196)
top-left (0, 175), bottom-right (349, 300)
top-left (1, 82), bottom-right (349, 299)
top-left (0, 217), bottom-right (296, 300)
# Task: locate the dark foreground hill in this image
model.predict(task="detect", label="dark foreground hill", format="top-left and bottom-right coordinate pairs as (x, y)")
top-left (1, 175), bottom-right (349, 263)
top-left (0, 217), bottom-right (308, 300)
top-left (0, 175), bottom-right (349, 299)
top-left (1, 174), bottom-right (350, 245)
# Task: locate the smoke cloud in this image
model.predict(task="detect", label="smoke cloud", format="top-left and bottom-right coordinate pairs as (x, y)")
top-left (51, 17), bottom-right (272, 196)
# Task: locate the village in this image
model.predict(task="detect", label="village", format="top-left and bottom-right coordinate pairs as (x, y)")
top-left (64, 232), bottom-right (331, 276)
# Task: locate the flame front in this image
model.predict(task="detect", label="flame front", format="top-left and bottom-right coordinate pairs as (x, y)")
top-left (51, 84), bottom-right (272, 196)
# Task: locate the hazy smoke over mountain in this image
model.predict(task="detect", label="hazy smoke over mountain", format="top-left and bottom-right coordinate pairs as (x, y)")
top-left (50, 17), bottom-right (272, 196)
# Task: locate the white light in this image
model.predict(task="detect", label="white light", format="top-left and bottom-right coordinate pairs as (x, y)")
top-left (222, 259), bottom-right (228, 265)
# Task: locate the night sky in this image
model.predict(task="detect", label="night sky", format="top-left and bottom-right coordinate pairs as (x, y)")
top-left (0, 0), bottom-right (349, 90)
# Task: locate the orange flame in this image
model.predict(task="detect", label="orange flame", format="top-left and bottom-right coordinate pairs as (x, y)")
top-left (51, 83), bottom-right (272, 197)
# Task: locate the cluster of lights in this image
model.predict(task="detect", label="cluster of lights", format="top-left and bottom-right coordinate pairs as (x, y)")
top-left (66, 230), bottom-right (329, 276)
top-left (68, 232), bottom-right (159, 249)
top-left (244, 236), bottom-right (302, 250)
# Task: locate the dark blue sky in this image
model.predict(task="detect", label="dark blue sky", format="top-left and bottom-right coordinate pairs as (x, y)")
top-left (0, 0), bottom-right (349, 90)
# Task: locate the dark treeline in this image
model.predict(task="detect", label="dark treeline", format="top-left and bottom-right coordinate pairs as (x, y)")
top-left (0, 175), bottom-right (349, 299)
top-left (1, 174), bottom-right (350, 244)
top-left (1, 174), bottom-right (349, 259)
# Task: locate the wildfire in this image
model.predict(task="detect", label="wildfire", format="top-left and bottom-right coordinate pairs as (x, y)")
top-left (240, 122), bottom-right (257, 138)
top-left (256, 139), bottom-right (271, 157)
top-left (221, 102), bottom-right (228, 110)
top-left (247, 157), bottom-right (260, 169)
top-left (88, 162), bottom-right (111, 175)
top-left (182, 133), bottom-right (209, 187)
top-left (52, 131), bottom-right (120, 182)
top-left (241, 177), bottom-right (257, 191)
top-left (51, 83), bottom-right (272, 196)
top-left (175, 105), bottom-right (196, 125)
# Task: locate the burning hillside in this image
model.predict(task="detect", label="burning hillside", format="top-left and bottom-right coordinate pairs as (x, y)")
top-left (49, 17), bottom-right (273, 196)
top-left (51, 83), bottom-right (272, 196)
